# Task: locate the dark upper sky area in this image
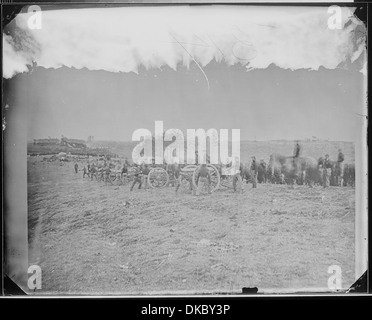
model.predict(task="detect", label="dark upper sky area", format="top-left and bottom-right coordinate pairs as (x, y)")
top-left (4, 61), bottom-right (366, 142)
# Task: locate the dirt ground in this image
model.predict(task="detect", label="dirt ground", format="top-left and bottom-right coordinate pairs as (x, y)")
top-left (27, 157), bottom-right (355, 295)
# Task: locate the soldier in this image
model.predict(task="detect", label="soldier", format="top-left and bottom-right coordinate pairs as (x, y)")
top-left (141, 163), bottom-right (150, 189)
top-left (121, 161), bottom-right (129, 184)
top-left (166, 163), bottom-right (176, 186)
top-left (174, 162), bottom-right (182, 193)
top-left (318, 157), bottom-right (324, 167)
top-left (195, 163), bottom-right (211, 196)
top-left (130, 164), bottom-right (143, 191)
top-left (103, 163), bottom-right (111, 184)
top-left (83, 165), bottom-right (88, 178)
top-left (293, 141), bottom-right (301, 158)
top-left (258, 159), bottom-right (267, 183)
top-left (232, 157), bottom-right (244, 193)
top-left (87, 163), bottom-right (91, 174)
top-left (337, 149), bottom-right (345, 186)
top-left (221, 157), bottom-right (232, 177)
top-left (323, 154), bottom-right (332, 188)
top-left (293, 141), bottom-right (301, 175)
top-left (90, 163), bottom-right (97, 180)
top-left (250, 156), bottom-right (258, 188)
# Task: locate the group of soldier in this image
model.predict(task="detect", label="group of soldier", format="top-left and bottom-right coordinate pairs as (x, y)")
top-left (73, 142), bottom-right (351, 195)
top-left (78, 158), bottom-right (152, 192)
top-left (317, 150), bottom-right (345, 188)
top-left (290, 142), bottom-right (347, 188)
top-left (222, 143), bottom-right (349, 191)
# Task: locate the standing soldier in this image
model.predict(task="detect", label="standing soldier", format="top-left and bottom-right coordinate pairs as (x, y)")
top-left (232, 157), bottom-right (244, 193)
top-left (167, 162), bottom-right (179, 188)
top-left (221, 157), bottom-right (232, 177)
top-left (121, 161), bottom-right (128, 184)
top-left (174, 162), bottom-right (182, 193)
top-left (259, 159), bottom-right (268, 183)
top-left (337, 149), bottom-right (345, 186)
top-left (250, 156), bottom-right (258, 188)
top-left (195, 164), bottom-right (211, 196)
top-left (74, 162), bottom-right (79, 174)
top-left (104, 163), bottom-right (111, 184)
top-left (323, 154), bottom-right (332, 188)
top-left (166, 163), bottom-right (176, 186)
top-left (87, 163), bottom-right (91, 176)
top-left (90, 163), bottom-right (96, 180)
top-left (83, 165), bottom-right (88, 178)
top-left (141, 163), bottom-right (150, 189)
top-left (293, 140), bottom-right (301, 174)
top-left (130, 164), bottom-right (143, 191)
top-left (293, 141), bottom-right (301, 158)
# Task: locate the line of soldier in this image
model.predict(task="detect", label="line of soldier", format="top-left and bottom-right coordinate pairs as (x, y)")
top-left (76, 145), bottom-right (350, 194)
top-left (77, 154), bottom-right (265, 195)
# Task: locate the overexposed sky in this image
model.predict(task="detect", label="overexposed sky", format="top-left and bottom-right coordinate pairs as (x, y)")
top-left (4, 6), bottom-right (365, 78)
top-left (3, 5), bottom-right (367, 142)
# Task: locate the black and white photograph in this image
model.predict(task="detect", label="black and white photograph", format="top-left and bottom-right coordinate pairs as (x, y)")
top-left (3, 3), bottom-right (368, 296)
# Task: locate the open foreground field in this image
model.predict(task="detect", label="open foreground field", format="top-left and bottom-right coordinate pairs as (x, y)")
top-left (27, 156), bottom-right (355, 295)
top-left (28, 157), bottom-right (355, 294)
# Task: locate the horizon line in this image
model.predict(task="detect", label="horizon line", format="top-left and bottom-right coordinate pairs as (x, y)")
top-left (28, 138), bottom-right (355, 143)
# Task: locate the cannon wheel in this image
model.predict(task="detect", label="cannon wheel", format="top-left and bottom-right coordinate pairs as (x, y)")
top-left (148, 167), bottom-right (169, 188)
top-left (192, 164), bottom-right (220, 193)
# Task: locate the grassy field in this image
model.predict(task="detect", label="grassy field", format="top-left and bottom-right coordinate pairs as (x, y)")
top-left (27, 147), bottom-right (355, 294)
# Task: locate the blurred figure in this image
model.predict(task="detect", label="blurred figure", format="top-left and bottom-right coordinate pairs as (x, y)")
top-left (166, 163), bottom-right (176, 186)
top-left (258, 159), bottom-right (267, 183)
top-left (121, 161), bottom-right (128, 184)
top-left (103, 163), bottom-right (111, 184)
top-left (323, 154), bottom-right (332, 188)
top-left (293, 140), bottom-right (301, 158)
top-left (90, 163), bottom-right (97, 180)
top-left (337, 149), bottom-right (345, 186)
top-left (74, 162), bottom-right (78, 174)
top-left (195, 164), bottom-right (211, 195)
top-left (293, 140), bottom-right (301, 176)
top-left (174, 162), bottom-right (181, 193)
top-left (130, 164), bottom-right (143, 191)
top-left (83, 165), bottom-right (88, 178)
top-left (250, 156), bottom-right (258, 188)
top-left (232, 157), bottom-right (244, 193)
top-left (141, 163), bottom-right (150, 189)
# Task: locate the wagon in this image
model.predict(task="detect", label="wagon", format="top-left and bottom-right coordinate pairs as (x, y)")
top-left (178, 164), bottom-right (221, 193)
